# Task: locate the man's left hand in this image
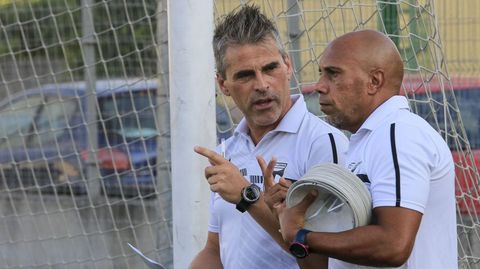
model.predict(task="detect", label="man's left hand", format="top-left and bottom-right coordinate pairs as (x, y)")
top-left (276, 190), bottom-right (317, 242)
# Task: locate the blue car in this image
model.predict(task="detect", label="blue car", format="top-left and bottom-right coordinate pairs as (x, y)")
top-left (0, 79), bottom-right (232, 197)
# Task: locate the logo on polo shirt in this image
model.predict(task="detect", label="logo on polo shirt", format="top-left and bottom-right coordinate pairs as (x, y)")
top-left (250, 175), bottom-right (263, 184)
top-left (348, 161), bottom-right (362, 173)
top-left (272, 162), bottom-right (288, 179)
top-left (347, 161), bottom-right (371, 184)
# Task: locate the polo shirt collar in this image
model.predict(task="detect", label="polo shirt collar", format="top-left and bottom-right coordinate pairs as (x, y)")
top-left (358, 95), bottom-right (410, 131)
top-left (234, 94), bottom-right (306, 136)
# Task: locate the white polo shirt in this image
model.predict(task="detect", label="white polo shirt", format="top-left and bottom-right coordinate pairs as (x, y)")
top-left (330, 96), bottom-right (457, 269)
top-left (209, 94), bottom-right (349, 269)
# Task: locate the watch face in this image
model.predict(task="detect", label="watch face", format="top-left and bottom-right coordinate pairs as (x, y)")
top-left (243, 184), bottom-right (261, 202)
top-left (289, 243), bottom-right (308, 258)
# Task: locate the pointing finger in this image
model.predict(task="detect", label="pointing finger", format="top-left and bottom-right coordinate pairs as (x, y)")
top-left (194, 146), bottom-right (226, 165)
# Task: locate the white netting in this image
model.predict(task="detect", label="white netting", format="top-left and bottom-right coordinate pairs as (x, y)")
top-left (216, 1), bottom-right (480, 268)
top-left (0, 1), bottom-right (172, 268)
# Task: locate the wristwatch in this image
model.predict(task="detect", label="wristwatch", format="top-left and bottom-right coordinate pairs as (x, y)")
top-left (289, 228), bottom-right (312, 259)
top-left (236, 184), bottom-right (261, 213)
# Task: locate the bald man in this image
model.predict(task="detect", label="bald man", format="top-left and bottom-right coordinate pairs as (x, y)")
top-left (272, 30), bottom-right (457, 268)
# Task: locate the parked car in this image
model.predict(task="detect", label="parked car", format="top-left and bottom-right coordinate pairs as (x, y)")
top-left (0, 79), bottom-right (233, 197)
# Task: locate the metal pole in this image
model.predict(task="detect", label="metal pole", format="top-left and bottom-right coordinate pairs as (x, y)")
top-left (155, 0), bottom-right (173, 267)
top-left (287, 0), bottom-right (301, 90)
top-left (168, 0), bottom-right (215, 268)
top-left (81, 0), bottom-right (100, 199)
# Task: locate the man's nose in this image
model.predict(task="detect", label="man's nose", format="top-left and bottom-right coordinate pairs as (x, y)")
top-left (253, 72), bottom-right (269, 91)
top-left (314, 77), bottom-right (328, 94)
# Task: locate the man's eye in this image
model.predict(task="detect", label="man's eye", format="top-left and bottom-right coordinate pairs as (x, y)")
top-left (263, 62), bottom-right (279, 73)
top-left (234, 72), bottom-right (253, 80)
top-left (326, 69), bottom-right (338, 78)
top-left (265, 65), bottom-right (276, 71)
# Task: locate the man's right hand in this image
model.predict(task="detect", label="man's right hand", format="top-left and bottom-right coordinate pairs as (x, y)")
top-left (194, 145), bottom-right (250, 204)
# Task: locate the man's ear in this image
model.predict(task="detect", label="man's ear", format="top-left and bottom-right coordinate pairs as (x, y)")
top-left (283, 54), bottom-right (293, 80)
top-left (216, 73), bottom-right (230, 96)
top-left (368, 68), bottom-right (384, 95)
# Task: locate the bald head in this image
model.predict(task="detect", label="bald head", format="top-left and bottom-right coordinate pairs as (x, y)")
top-left (327, 30), bottom-right (404, 95)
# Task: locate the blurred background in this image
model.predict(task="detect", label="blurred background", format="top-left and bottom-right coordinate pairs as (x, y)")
top-left (0, 0), bottom-right (478, 268)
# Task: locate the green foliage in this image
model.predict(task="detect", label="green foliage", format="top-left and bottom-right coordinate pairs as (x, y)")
top-left (379, 0), bottom-right (400, 46)
top-left (0, 0), bottom-right (158, 79)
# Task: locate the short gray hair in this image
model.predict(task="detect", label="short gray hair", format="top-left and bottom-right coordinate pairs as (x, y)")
top-left (213, 5), bottom-right (287, 79)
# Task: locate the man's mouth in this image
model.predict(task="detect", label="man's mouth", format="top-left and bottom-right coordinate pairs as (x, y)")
top-left (319, 102), bottom-right (331, 108)
top-left (253, 98), bottom-right (274, 109)
top-left (320, 103), bottom-right (333, 114)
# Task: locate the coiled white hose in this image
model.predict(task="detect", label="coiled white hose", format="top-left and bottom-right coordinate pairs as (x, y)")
top-left (286, 163), bottom-right (372, 232)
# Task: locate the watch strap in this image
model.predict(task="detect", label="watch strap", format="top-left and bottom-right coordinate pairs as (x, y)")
top-left (236, 198), bottom-right (249, 213)
top-left (294, 228), bottom-right (312, 244)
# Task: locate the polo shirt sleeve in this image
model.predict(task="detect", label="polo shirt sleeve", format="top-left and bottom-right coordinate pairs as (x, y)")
top-left (208, 192), bottom-right (220, 233)
top-left (368, 122), bottom-right (436, 213)
top-left (306, 132), bottom-right (349, 169)
top-left (207, 145), bottom-right (222, 233)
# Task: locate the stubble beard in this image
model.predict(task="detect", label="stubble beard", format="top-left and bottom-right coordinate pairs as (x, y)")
top-left (326, 113), bottom-right (346, 131)
top-left (326, 103), bottom-right (361, 133)
top-left (248, 91), bottom-right (284, 125)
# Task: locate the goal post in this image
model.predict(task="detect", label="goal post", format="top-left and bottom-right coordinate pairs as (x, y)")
top-left (168, 0), bottom-right (215, 268)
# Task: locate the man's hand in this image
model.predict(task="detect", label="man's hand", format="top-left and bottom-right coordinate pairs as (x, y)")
top-left (194, 145), bottom-right (250, 204)
top-left (276, 190), bottom-right (317, 242)
top-left (256, 156), bottom-right (292, 211)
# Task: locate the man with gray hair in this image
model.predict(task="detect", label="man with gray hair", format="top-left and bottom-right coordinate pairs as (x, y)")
top-left (189, 5), bottom-right (348, 269)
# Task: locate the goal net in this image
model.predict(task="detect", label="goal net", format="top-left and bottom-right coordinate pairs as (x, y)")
top-left (0, 0), bottom-right (478, 268)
